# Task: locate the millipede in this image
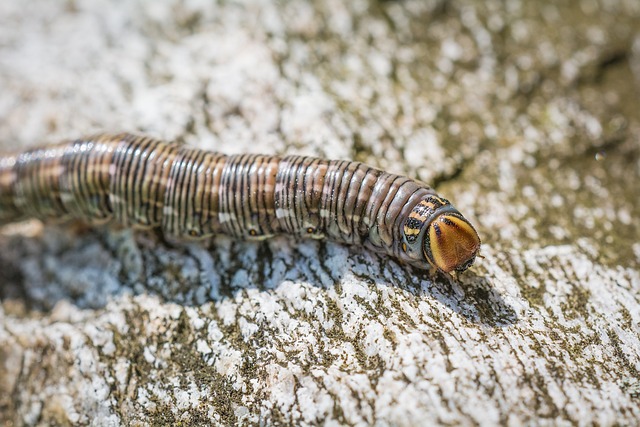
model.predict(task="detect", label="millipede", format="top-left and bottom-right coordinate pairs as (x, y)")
top-left (0, 133), bottom-right (481, 273)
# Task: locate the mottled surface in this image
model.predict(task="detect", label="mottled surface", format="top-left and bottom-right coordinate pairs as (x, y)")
top-left (1, 0), bottom-right (639, 425)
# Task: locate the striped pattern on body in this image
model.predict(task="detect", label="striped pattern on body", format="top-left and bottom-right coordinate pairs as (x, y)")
top-left (0, 134), bottom-right (481, 273)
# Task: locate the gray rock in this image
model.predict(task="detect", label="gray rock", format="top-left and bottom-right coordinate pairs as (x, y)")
top-left (1, 0), bottom-right (639, 425)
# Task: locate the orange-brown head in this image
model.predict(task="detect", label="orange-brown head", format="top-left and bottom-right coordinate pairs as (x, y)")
top-left (401, 196), bottom-right (481, 273)
top-left (424, 212), bottom-right (481, 273)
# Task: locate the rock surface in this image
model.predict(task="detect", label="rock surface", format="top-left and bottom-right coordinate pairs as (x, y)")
top-left (1, 0), bottom-right (639, 425)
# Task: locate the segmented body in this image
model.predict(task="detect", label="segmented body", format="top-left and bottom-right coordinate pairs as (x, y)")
top-left (0, 134), bottom-right (481, 272)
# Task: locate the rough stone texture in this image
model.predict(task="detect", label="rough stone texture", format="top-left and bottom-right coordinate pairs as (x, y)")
top-left (1, 0), bottom-right (639, 425)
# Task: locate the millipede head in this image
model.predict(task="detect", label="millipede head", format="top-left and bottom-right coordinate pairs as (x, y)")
top-left (402, 196), bottom-right (481, 273)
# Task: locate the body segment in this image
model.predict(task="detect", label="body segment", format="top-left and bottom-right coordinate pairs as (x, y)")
top-left (0, 134), bottom-right (480, 272)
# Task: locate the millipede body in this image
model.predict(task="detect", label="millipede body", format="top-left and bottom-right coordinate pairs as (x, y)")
top-left (0, 134), bottom-right (481, 273)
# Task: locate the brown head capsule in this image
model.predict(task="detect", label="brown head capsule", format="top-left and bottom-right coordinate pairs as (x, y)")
top-left (401, 196), bottom-right (481, 273)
